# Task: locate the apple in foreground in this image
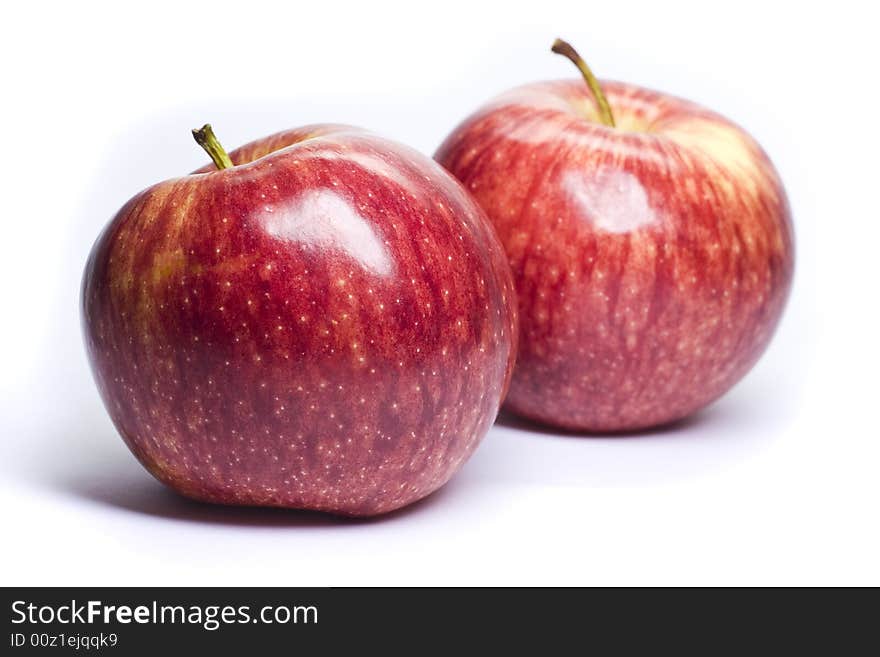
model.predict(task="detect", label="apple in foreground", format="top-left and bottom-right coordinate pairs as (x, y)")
top-left (435, 40), bottom-right (794, 431)
top-left (82, 124), bottom-right (517, 516)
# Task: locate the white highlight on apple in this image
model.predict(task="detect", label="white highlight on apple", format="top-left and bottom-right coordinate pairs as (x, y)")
top-left (260, 189), bottom-right (393, 276)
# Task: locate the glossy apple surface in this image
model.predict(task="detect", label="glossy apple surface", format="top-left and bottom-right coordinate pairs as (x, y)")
top-left (436, 80), bottom-right (793, 431)
top-left (82, 124), bottom-right (517, 516)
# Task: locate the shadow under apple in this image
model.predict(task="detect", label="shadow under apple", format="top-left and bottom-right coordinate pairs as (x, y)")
top-left (45, 413), bottom-right (463, 528)
top-left (36, 340), bottom-right (800, 525)
top-left (452, 372), bottom-right (799, 489)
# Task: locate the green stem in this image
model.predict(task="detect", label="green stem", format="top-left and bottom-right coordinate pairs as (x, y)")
top-left (551, 38), bottom-right (616, 128)
top-left (192, 124), bottom-right (233, 170)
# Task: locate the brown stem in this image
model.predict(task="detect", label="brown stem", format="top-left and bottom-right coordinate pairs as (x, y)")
top-left (192, 124), bottom-right (233, 170)
top-left (551, 38), bottom-right (615, 127)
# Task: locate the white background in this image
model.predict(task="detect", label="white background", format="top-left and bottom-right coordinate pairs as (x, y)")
top-left (1, 0), bottom-right (877, 586)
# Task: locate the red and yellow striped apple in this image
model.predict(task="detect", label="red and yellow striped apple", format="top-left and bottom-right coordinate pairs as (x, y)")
top-left (82, 124), bottom-right (517, 516)
top-left (436, 40), bottom-right (794, 431)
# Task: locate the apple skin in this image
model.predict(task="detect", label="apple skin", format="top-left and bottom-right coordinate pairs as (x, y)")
top-left (82, 124), bottom-right (517, 516)
top-left (436, 80), bottom-right (794, 431)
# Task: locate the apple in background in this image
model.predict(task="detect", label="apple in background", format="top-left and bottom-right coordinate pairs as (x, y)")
top-left (435, 39), bottom-right (794, 432)
top-left (82, 123), bottom-right (517, 516)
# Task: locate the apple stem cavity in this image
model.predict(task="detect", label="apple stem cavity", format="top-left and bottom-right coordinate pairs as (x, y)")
top-left (192, 124), bottom-right (234, 170)
top-left (551, 38), bottom-right (616, 128)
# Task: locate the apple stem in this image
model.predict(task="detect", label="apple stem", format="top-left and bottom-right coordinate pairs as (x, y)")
top-left (192, 124), bottom-right (234, 170)
top-left (551, 38), bottom-right (616, 128)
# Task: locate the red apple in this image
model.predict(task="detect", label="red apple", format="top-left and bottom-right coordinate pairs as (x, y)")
top-left (435, 40), bottom-right (794, 431)
top-left (82, 124), bottom-right (517, 516)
